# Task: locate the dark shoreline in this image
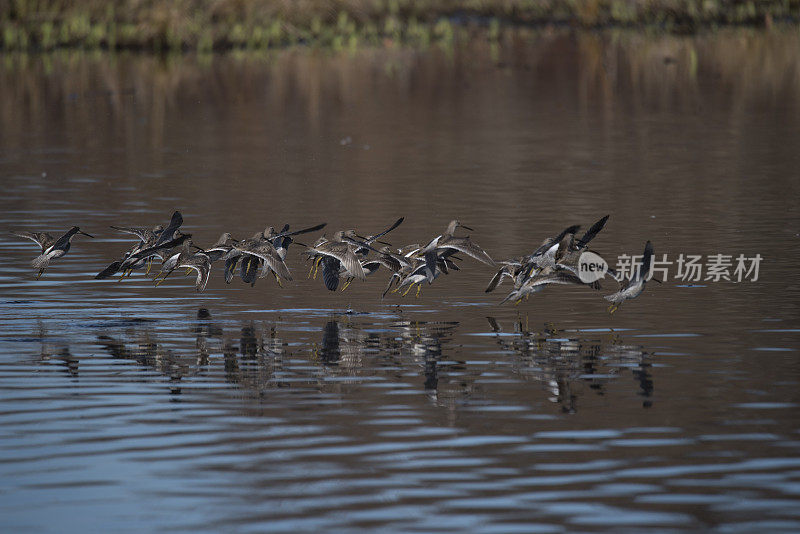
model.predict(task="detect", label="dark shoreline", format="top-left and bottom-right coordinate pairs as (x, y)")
top-left (2, 1), bottom-right (797, 53)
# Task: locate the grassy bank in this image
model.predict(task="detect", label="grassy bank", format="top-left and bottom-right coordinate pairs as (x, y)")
top-left (1, 0), bottom-right (797, 52)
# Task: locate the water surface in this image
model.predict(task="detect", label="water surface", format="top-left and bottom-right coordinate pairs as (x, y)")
top-left (1, 29), bottom-right (799, 532)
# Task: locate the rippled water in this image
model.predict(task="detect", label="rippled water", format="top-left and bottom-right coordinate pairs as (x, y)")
top-left (1, 29), bottom-right (799, 532)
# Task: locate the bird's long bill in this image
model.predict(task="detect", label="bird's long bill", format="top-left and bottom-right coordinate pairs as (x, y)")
top-left (79, 231), bottom-right (94, 238)
top-left (460, 224), bottom-right (474, 231)
top-left (345, 236), bottom-right (381, 254)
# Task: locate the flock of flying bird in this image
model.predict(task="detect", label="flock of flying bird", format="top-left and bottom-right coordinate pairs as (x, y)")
top-left (9, 211), bottom-right (656, 312)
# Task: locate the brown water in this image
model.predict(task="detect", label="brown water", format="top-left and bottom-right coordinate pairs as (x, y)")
top-left (1, 29), bottom-right (800, 533)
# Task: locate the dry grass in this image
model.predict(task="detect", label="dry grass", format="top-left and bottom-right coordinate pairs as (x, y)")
top-left (0, 0), bottom-right (797, 51)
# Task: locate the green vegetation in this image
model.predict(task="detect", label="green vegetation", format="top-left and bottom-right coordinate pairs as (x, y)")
top-left (0, 0), bottom-right (797, 52)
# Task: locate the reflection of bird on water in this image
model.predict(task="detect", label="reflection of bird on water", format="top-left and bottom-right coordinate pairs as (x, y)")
top-left (11, 226), bottom-right (93, 279)
top-left (315, 320), bottom-right (341, 366)
top-left (96, 330), bottom-right (188, 381)
top-left (310, 318), bottom-right (374, 370)
top-left (484, 316), bottom-right (652, 413)
top-left (222, 321), bottom-right (287, 390)
top-left (33, 322), bottom-right (80, 377)
top-left (388, 319), bottom-right (470, 406)
top-left (195, 308), bottom-right (223, 366)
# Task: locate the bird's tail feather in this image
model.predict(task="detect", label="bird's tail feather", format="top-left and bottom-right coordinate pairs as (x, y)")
top-left (31, 254), bottom-right (51, 269)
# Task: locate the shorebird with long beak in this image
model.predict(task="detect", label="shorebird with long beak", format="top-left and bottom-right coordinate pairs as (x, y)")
top-left (151, 211), bottom-right (184, 248)
top-left (100, 210), bottom-right (190, 280)
top-left (500, 266), bottom-right (591, 305)
top-left (485, 257), bottom-right (527, 293)
top-left (321, 245), bottom-right (408, 293)
top-left (257, 224), bottom-right (305, 284)
top-left (203, 232), bottom-right (237, 263)
top-left (226, 232), bottom-right (293, 287)
top-left (11, 226), bottom-right (94, 279)
top-left (102, 223), bottom-right (165, 281)
top-left (176, 252), bottom-right (212, 292)
top-left (118, 231), bottom-right (192, 273)
top-left (554, 215), bottom-right (616, 278)
top-left (385, 253), bottom-right (460, 299)
top-left (524, 224), bottom-right (581, 273)
top-left (500, 224), bottom-right (581, 294)
top-left (605, 241), bottom-right (655, 314)
top-left (153, 240), bottom-right (198, 286)
top-left (226, 223), bottom-right (326, 286)
top-left (421, 220), bottom-right (495, 283)
top-left (308, 230), bottom-right (368, 291)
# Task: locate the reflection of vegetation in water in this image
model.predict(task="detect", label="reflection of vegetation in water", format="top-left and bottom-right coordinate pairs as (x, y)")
top-left (0, 1), bottom-right (797, 51)
top-left (1, 30), bottom-right (797, 159)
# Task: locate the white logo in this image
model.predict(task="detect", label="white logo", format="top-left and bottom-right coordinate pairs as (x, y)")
top-left (578, 251), bottom-right (608, 283)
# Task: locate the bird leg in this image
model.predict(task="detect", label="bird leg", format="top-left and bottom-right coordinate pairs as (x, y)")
top-left (401, 283), bottom-right (415, 297)
top-left (341, 278), bottom-right (353, 292)
top-left (36, 269), bottom-right (45, 280)
top-left (145, 260), bottom-right (152, 275)
top-left (273, 272), bottom-right (283, 287)
top-left (312, 256), bottom-right (322, 280)
top-left (185, 268), bottom-right (192, 275)
top-left (607, 303), bottom-right (619, 314)
top-left (415, 285), bottom-right (422, 298)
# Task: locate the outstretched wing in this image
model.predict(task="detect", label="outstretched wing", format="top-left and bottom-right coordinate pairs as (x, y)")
top-left (485, 266), bottom-right (507, 293)
top-left (110, 226), bottom-right (152, 242)
top-left (313, 243), bottom-right (366, 280)
top-left (224, 256), bottom-right (239, 284)
top-left (153, 211), bottom-right (183, 247)
top-left (438, 237), bottom-right (495, 266)
top-left (575, 215), bottom-right (609, 249)
top-left (235, 242), bottom-right (293, 281)
top-left (178, 255), bottom-right (211, 292)
top-left (10, 231), bottom-right (53, 252)
top-left (637, 241), bottom-right (654, 282)
top-left (321, 256), bottom-right (341, 291)
top-left (96, 260), bottom-right (123, 279)
top-left (368, 217), bottom-right (404, 242)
